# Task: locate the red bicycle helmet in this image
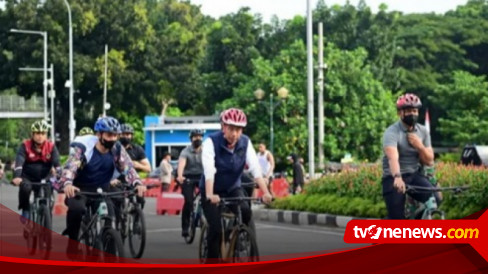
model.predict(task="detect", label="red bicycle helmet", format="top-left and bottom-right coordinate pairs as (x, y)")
top-left (221, 108), bottom-right (247, 127)
top-left (396, 93), bottom-right (422, 110)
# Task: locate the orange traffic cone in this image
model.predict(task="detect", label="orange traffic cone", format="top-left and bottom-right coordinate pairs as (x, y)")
top-left (53, 193), bottom-right (68, 215)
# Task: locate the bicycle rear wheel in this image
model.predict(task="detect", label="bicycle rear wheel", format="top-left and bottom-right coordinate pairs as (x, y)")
top-left (38, 205), bottom-right (52, 260)
top-left (128, 207), bottom-right (146, 258)
top-left (101, 228), bottom-right (125, 263)
top-left (231, 226), bottom-right (259, 263)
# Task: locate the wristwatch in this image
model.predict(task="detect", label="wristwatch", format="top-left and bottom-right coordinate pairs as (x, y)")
top-left (393, 173), bottom-right (401, 178)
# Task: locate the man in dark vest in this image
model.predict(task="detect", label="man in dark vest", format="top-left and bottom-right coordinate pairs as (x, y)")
top-left (12, 120), bottom-right (60, 223)
top-left (200, 108), bottom-right (272, 260)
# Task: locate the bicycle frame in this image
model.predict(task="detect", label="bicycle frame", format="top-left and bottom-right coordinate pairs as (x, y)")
top-left (23, 180), bottom-right (53, 258)
top-left (219, 197), bottom-right (256, 262)
top-left (405, 185), bottom-right (469, 220)
top-left (78, 189), bottom-right (123, 247)
top-left (405, 194), bottom-right (443, 219)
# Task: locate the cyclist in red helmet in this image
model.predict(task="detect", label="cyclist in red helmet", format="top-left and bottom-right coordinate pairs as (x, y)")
top-left (382, 93), bottom-right (435, 219)
top-left (200, 108), bottom-right (272, 260)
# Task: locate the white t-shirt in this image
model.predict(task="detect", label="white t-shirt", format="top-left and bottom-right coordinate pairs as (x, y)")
top-left (257, 151), bottom-right (271, 177)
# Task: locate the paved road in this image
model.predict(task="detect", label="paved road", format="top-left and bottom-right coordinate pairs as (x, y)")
top-left (0, 183), bottom-right (361, 261)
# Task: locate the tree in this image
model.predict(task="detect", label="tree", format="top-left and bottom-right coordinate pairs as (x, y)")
top-left (220, 40), bottom-right (395, 162)
top-left (431, 71), bottom-right (488, 145)
top-left (200, 8), bottom-right (262, 113)
top-left (322, 44), bottom-right (396, 161)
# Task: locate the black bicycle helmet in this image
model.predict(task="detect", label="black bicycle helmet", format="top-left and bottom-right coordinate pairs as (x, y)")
top-left (189, 129), bottom-right (204, 139)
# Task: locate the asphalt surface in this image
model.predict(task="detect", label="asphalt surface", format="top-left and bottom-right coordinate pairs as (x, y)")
top-left (0, 183), bottom-right (361, 262)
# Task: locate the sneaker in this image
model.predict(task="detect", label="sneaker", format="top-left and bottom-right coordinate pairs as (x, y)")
top-left (19, 210), bottom-right (30, 225)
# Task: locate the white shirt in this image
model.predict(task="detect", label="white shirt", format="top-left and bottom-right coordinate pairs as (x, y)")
top-left (202, 137), bottom-right (262, 183)
top-left (257, 151), bottom-right (271, 176)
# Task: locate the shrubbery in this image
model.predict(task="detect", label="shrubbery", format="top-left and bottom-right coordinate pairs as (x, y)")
top-left (271, 163), bottom-right (487, 219)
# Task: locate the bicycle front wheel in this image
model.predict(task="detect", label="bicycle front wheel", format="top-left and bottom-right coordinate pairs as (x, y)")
top-left (128, 207), bottom-right (146, 259)
top-left (198, 222), bottom-right (208, 263)
top-left (25, 218), bottom-right (37, 255)
top-left (184, 212), bottom-right (196, 244)
top-left (101, 228), bottom-right (125, 263)
top-left (38, 205), bottom-right (52, 259)
top-left (231, 226), bottom-right (259, 263)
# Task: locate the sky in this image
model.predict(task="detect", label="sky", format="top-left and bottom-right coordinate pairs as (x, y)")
top-left (189, 0), bottom-right (469, 22)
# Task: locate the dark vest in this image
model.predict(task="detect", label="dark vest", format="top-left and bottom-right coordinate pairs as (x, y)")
top-left (200, 131), bottom-right (249, 195)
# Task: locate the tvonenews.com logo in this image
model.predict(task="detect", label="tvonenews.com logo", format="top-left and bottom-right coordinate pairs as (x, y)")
top-left (353, 225), bottom-right (479, 240)
top-left (343, 215), bottom-right (487, 262)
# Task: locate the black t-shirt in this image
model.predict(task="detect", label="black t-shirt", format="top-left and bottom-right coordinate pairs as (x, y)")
top-left (125, 144), bottom-right (146, 162)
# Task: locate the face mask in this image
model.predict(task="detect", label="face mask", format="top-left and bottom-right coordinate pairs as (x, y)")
top-left (119, 137), bottom-right (131, 146)
top-left (192, 139), bottom-right (202, 148)
top-left (100, 138), bottom-right (116, 150)
top-left (402, 114), bottom-right (419, 127)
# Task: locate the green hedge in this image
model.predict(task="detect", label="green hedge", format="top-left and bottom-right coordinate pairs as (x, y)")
top-left (271, 163), bottom-right (487, 219)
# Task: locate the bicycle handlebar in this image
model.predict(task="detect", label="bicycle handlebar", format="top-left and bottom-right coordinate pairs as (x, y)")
top-left (19, 181), bottom-right (51, 186)
top-left (406, 185), bottom-right (470, 194)
top-left (219, 196), bottom-right (274, 205)
top-left (75, 189), bottom-right (127, 198)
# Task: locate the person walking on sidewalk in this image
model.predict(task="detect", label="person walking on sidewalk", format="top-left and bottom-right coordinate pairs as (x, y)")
top-left (287, 153), bottom-right (304, 194)
top-left (257, 143), bottom-right (275, 195)
top-left (159, 152), bottom-right (173, 192)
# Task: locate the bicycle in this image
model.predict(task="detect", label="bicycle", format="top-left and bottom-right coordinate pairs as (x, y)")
top-left (76, 188), bottom-right (126, 262)
top-left (199, 196), bottom-right (259, 263)
top-left (117, 184), bottom-right (156, 258)
top-left (405, 185), bottom-right (470, 219)
top-left (21, 179), bottom-right (53, 259)
top-left (184, 180), bottom-right (203, 244)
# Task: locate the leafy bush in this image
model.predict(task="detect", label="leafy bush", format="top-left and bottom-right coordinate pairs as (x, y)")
top-left (437, 152), bottom-right (461, 163)
top-left (272, 163), bottom-right (487, 219)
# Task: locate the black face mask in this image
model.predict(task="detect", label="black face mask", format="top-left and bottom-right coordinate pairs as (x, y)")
top-left (100, 138), bottom-right (116, 150)
top-left (192, 139), bottom-right (202, 148)
top-left (402, 114), bottom-right (419, 127)
top-left (119, 137), bottom-right (131, 146)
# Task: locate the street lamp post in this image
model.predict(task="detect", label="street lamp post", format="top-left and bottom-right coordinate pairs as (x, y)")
top-left (254, 87), bottom-right (289, 154)
top-left (18, 66), bottom-right (56, 143)
top-left (10, 29), bottom-right (48, 121)
top-left (48, 64), bottom-right (55, 143)
top-left (63, 0), bottom-right (75, 142)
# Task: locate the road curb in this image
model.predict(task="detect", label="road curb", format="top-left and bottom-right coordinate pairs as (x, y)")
top-left (253, 207), bottom-right (369, 228)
